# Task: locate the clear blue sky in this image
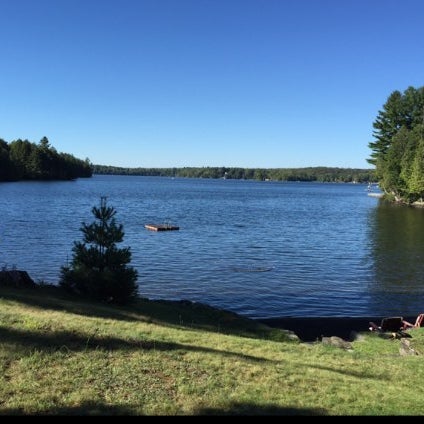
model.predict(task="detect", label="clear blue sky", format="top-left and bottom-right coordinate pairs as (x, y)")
top-left (1, 0), bottom-right (423, 169)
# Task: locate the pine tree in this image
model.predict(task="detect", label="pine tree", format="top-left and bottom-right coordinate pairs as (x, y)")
top-left (408, 129), bottom-right (424, 199)
top-left (369, 86), bottom-right (424, 202)
top-left (60, 196), bottom-right (138, 304)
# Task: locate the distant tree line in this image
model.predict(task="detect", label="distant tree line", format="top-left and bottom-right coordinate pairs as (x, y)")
top-left (368, 86), bottom-right (424, 204)
top-left (0, 137), bottom-right (92, 181)
top-left (93, 164), bottom-right (376, 183)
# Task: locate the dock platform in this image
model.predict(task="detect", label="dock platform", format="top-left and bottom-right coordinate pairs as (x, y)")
top-left (144, 224), bottom-right (180, 231)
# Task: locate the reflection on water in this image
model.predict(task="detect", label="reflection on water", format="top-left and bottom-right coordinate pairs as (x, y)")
top-left (368, 200), bottom-right (424, 315)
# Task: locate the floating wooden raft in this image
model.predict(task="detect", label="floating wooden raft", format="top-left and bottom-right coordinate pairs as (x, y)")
top-left (144, 223), bottom-right (180, 231)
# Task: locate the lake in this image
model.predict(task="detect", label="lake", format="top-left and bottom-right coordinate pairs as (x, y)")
top-left (1, 174), bottom-right (423, 319)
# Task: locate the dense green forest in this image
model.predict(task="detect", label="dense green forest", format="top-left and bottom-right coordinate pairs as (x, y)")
top-left (1, 139), bottom-right (378, 184)
top-left (0, 137), bottom-right (92, 181)
top-left (368, 85), bottom-right (424, 204)
top-left (93, 164), bottom-right (376, 183)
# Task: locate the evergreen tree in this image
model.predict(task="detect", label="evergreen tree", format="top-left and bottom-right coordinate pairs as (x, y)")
top-left (0, 139), bottom-right (15, 181)
top-left (368, 87), bottom-right (424, 168)
top-left (369, 86), bottom-right (424, 203)
top-left (408, 127), bottom-right (424, 199)
top-left (368, 90), bottom-right (404, 167)
top-left (60, 197), bottom-right (138, 304)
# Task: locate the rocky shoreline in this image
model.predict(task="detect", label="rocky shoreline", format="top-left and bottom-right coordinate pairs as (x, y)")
top-left (1, 270), bottom-right (418, 344)
top-left (259, 316), bottom-right (418, 342)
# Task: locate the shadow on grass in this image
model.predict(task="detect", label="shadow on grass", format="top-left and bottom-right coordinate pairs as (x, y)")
top-left (0, 401), bottom-right (326, 416)
top-left (0, 400), bottom-right (141, 416)
top-left (302, 362), bottom-right (392, 381)
top-left (194, 402), bottom-right (327, 416)
top-left (0, 326), bottom-right (277, 364)
top-left (0, 286), bottom-right (293, 343)
top-left (0, 285), bottom-right (142, 322)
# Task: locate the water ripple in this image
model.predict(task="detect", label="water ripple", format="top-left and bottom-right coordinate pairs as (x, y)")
top-left (1, 176), bottom-right (424, 318)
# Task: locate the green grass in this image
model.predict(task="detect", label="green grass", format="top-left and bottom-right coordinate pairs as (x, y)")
top-left (1, 285), bottom-right (424, 415)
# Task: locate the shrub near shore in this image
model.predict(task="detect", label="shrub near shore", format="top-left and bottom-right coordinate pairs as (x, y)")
top-left (1, 285), bottom-right (424, 415)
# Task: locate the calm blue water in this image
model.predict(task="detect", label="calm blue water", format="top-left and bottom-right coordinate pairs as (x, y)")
top-left (1, 175), bottom-right (424, 319)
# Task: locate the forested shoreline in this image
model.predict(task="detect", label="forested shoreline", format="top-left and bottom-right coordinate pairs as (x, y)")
top-left (92, 164), bottom-right (376, 183)
top-left (368, 85), bottom-right (424, 204)
top-left (0, 137), bottom-right (92, 182)
top-left (0, 139), bottom-right (377, 184)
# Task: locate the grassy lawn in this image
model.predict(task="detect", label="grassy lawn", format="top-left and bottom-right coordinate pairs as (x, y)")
top-left (1, 285), bottom-right (424, 415)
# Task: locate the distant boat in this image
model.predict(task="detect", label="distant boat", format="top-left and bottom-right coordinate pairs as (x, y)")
top-left (368, 192), bottom-right (383, 198)
top-left (367, 183), bottom-right (383, 198)
top-left (367, 182), bottom-right (380, 191)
